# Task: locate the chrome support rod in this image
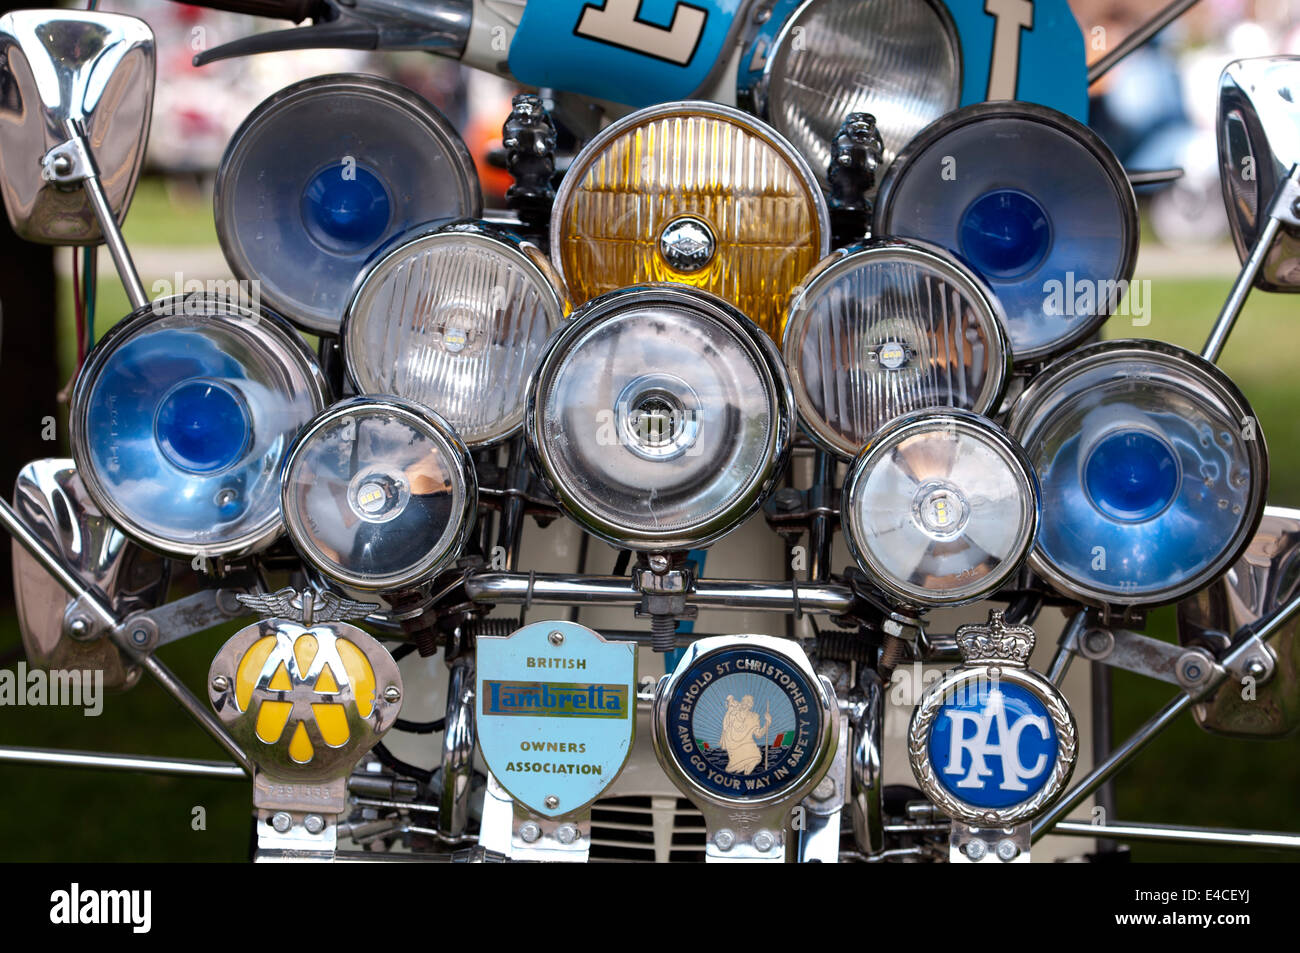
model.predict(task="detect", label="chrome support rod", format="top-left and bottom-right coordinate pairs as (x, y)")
top-left (0, 495), bottom-right (253, 773)
top-left (1088, 0), bottom-right (1202, 86)
top-left (465, 572), bottom-right (855, 615)
top-left (0, 745), bottom-right (245, 780)
top-left (62, 118), bottom-right (149, 310)
top-left (438, 657), bottom-right (476, 841)
top-left (1203, 164), bottom-right (1300, 363)
top-left (1032, 587), bottom-right (1300, 842)
top-left (1052, 819), bottom-right (1300, 851)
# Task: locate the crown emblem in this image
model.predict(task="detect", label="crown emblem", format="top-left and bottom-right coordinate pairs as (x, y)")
top-left (954, 611), bottom-right (1036, 666)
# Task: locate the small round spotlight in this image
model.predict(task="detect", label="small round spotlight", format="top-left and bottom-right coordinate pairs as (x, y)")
top-left (874, 102), bottom-right (1138, 364)
top-left (784, 239), bottom-right (1010, 458)
top-left (526, 285), bottom-right (793, 551)
top-left (343, 221), bottom-right (567, 447)
top-left (281, 398), bottom-right (477, 593)
top-left (550, 101), bottom-right (829, 342)
top-left (70, 294), bottom-right (328, 559)
top-left (1008, 340), bottom-right (1268, 607)
top-left (842, 410), bottom-right (1039, 607)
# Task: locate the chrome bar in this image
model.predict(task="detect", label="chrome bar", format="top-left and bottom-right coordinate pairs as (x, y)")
top-left (64, 119), bottom-right (148, 310)
top-left (0, 745), bottom-right (245, 779)
top-left (1125, 167), bottom-right (1185, 186)
top-left (439, 657), bottom-right (475, 840)
top-left (1033, 588), bottom-right (1300, 842)
top-left (1088, 0), bottom-right (1202, 85)
top-left (140, 654), bottom-right (253, 775)
top-left (1052, 820), bottom-right (1300, 850)
top-left (465, 572), bottom-right (855, 615)
top-left (1046, 611), bottom-right (1088, 686)
top-left (1203, 214), bottom-right (1283, 362)
top-left (850, 671), bottom-right (885, 855)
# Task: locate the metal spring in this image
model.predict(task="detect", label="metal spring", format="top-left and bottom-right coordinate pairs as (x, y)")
top-left (816, 629), bottom-right (875, 664)
top-left (650, 615), bottom-right (677, 653)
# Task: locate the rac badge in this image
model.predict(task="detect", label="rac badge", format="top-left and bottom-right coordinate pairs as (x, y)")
top-left (653, 635), bottom-right (838, 861)
top-left (908, 611), bottom-right (1077, 827)
top-left (476, 620), bottom-right (636, 819)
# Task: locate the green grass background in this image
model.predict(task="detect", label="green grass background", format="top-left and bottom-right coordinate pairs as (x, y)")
top-left (0, 179), bottom-right (1297, 861)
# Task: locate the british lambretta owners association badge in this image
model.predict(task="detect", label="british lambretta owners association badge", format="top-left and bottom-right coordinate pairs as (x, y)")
top-left (909, 611), bottom-right (1077, 829)
top-left (476, 620), bottom-right (636, 858)
top-left (653, 635), bottom-right (838, 863)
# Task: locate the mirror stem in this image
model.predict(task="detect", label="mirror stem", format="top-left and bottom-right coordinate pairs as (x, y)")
top-left (51, 119), bottom-right (149, 311)
top-left (1202, 163), bottom-right (1300, 364)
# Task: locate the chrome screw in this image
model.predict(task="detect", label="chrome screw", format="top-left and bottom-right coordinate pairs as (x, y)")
top-left (964, 838), bottom-right (988, 861)
top-left (812, 778), bottom-right (836, 802)
top-left (648, 554), bottom-right (670, 574)
top-left (752, 829), bottom-right (776, 853)
top-left (211, 675), bottom-right (230, 693)
top-left (555, 824), bottom-right (579, 845)
top-left (714, 829), bottom-right (735, 851)
top-left (995, 838), bottom-right (1020, 862)
top-left (50, 153), bottom-right (72, 176)
top-left (303, 814), bottom-right (325, 835)
top-left (544, 794), bottom-right (560, 810)
top-left (270, 812), bottom-right (292, 834)
top-left (383, 685), bottom-right (401, 704)
top-left (68, 617), bottom-right (90, 640)
top-left (1245, 657), bottom-right (1267, 678)
top-left (518, 821), bottom-right (541, 843)
top-left (548, 630), bottom-right (565, 647)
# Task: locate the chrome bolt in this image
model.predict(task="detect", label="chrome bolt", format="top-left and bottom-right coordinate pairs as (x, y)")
top-left (130, 627), bottom-right (149, 646)
top-left (995, 838), bottom-right (1020, 862)
top-left (548, 630), bottom-right (565, 647)
top-left (648, 554), bottom-right (671, 574)
top-left (50, 153), bottom-right (72, 176)
top-left (211, 675), bottom-right (229, 693)
top-left (518, 821), bottom-right (541, 843)
top-left (752, 829), bottom-right (776, 853)
top-left (1245, 657), bottom-right (1267, 678)
top-left (714, 829), bottom-right (736, 852)
top-left (964, 838), bottom-right (988, 861)
top-left (812, 778), bottom-right (836, 802)
top-left (68, 617), bottom-right (90, 640)
top-left (555, 823), bottom-right (579, 845)
top-left (270, 811), bottom-right (292, 834)
top-left (383, 685), bottom-right (401, 703)
top-left (544, 794), bottom-right (560, 810)
top-left (303, 814), bottom-right (325, 835)
top-left (1292, 197), bottom-right (1300, 219)
top-left (1081, 628), bottom-right (1113, 657)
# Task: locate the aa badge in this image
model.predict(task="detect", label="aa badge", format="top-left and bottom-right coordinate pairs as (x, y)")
top-left (908, 611), bottom-right (1077, 828)
top-left (476, 620), bottom-right (636, 826)
top-left (652, 635), bottom-right (838, 862)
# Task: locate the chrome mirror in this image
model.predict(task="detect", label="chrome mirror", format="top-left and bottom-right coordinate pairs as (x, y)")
top-left (0, 9), bottom-right (153, 306)
top-left (1177, 506), bottom-right (1300, 739)
top-left (1204, 56), bottom-right (1300, 361)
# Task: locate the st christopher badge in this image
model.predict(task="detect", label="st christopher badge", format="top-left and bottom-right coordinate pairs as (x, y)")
top-left (475, 620), bottom-right (637, 862)
top-left (908, 611), bottom-right (1077, 863)
top-left (652, 635), bottom-right (838, 863)
top-left (207, 588), bottom-right (403, 858)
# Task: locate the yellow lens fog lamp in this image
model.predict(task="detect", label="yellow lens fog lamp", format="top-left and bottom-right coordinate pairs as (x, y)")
top-left (208, 588), bottom-right (403, 852)
top-left (550, 102), bottom-right (830, 341)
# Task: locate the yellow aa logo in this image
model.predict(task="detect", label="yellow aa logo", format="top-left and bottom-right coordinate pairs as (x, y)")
top-left (231, 629), bottom-right (376, 765)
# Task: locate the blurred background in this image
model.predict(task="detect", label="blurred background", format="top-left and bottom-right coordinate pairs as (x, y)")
top-left (0, 0), bottom-right (1298, 861)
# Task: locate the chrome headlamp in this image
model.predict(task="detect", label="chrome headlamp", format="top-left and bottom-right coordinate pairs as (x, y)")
top-left (842, 410), bottom-right (1039, 607)
top-left (875, 102), bottom-right (1138, 365)
top-left (343, 221), bottom-right (567, 447)
top-left (738, 0), bottom-right (961, 189)
top-left (215, 74), bottom-right (482, 334)
top-left (281, 398), bottom-right (477, 595)
top-left (550, 101), bottom-right (829, 342)
top-left (70, 294), bottom-right (328, 559)
top-left (526, 285), bottom-right (793, 551)
top-left (1008, 341), bottom-right (1268, 608)
top-left (1217, 56), bottom-right (1300, 291)
top-left (784, 239), bottom-right (1009, 459)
